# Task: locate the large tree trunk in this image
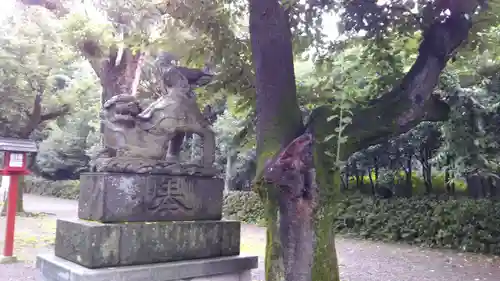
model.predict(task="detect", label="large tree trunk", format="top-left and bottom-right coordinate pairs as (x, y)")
top-left (418, 146), bottom-right (433, 194)
top-left (368, 169), bottom-right (375, 195)
top-left (342, 171), bottom-right (349, 190)
top-left (374, 157), bottom-right (379, 190)
top-left (404, 155), bottom-right (413, 197)
top-left (354, 161), bottom-right (361, 188)
top-left (249, 0), bottom-right (318, 280)
top-left (79, 44), bottom-right (144, 147)
top-left (99, 48), bottom-right (144, 103)
top-left (445, 155), bottom-right (452, 194)
top-left (224, 149), bottom-right (235, 192)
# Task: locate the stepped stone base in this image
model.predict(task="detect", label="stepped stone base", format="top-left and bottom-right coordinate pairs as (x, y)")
top-left (78, 172), bottom-right (224, 223)
top-left (37, 253), bottom-right (258, 281)
top-left (54, 218), bottom-right (240, 269)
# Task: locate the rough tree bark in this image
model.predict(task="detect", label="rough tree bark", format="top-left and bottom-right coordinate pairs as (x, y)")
top-left (248, 0), bottom-right (306, 280)
top-left (368, 169), bottom-right (375, 195)
top-left (252, 1), bottom-right (484, 281)
top-left (405, 155), bottom-right (413, 197)
top-left (419, 146), bottom-right (433, 194)
top-left (224, 150), bottom-right (236, 193)
top-left (262, 134), bottom-right (316, 281)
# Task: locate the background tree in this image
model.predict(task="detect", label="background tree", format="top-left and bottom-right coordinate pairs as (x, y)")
top-left (34, 70), bottom-right (101, 181)
top-left (0, 7), bottom-right (72, 213)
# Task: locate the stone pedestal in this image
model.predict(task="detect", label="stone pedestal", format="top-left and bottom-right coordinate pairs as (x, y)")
top-left (54, 219), bottom-right (240, 268)
top-left (78, 173), bottom-right (224, 222)
top-left (37, 172), bottom-right (258, 281)
top-left (38, 253), bottom-right (258, 281)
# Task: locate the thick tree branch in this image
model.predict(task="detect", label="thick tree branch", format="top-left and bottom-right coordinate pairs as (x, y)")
top-left (305, 7), bottom-right (481, 160)
top-left (19, 0), bottom-right (67, 14)
top-left (40, 104), bottom-right (70, 121)
top-left (21, 92), bottom-right (43, 137)
top-left (20, 94), bottom-right (70, 138)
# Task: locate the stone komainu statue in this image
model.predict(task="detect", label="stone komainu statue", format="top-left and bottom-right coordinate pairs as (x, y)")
top-left (92, 53), bottom-right (217, 175)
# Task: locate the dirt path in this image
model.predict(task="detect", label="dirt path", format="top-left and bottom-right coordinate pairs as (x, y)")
top-left (1, 195), bottom-right (500, 281)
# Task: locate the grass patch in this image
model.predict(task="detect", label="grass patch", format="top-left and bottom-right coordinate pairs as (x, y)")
top-left (0, 215), bottom-right (57, 263)
top-left (240, 238), bottom-right (265, 257)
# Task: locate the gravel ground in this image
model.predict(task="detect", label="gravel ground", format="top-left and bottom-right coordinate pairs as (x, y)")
top-left (1, 195), bottom-right (500, 281)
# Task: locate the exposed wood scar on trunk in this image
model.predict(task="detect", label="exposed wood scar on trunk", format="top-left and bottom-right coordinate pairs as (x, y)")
top-left (263, 133), bottom-right (316, 281)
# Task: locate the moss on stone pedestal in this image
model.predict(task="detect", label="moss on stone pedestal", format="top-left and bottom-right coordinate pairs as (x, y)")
top-left (54, 219), bottom-right (241, 268)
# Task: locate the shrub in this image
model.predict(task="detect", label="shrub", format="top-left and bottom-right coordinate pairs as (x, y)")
top-left (25, 176), bottom-right (80, 199)
top-left (347, 172), bottom-right (467, 196)
top-left (223, 191), bottom-right (264, 224)
top-left (431, 173), bottom-right (467, 193)
top-left (335, 194), bottom-right (500, 255)
top-left (222, 190), bottom-right (500, 255)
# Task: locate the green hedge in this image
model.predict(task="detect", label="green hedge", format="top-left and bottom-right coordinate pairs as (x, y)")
top-left (25, 176), bottom-right (80, 199)
top-left (222, 191), bottom-right (500, 255)
top-left (348, 172), bottom-right (467, 195)
top-left (336, 195), bottom-right (500, 254)
top-left (223, 191), bottom-right (264, 225)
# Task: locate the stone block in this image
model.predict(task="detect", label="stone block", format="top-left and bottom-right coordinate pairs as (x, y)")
top-left (37, 253), bottom-right (258, 281)
top-left (78, 172), bottom-right (223, 222)
top-left (54, 218), bottom-right (241, 269)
